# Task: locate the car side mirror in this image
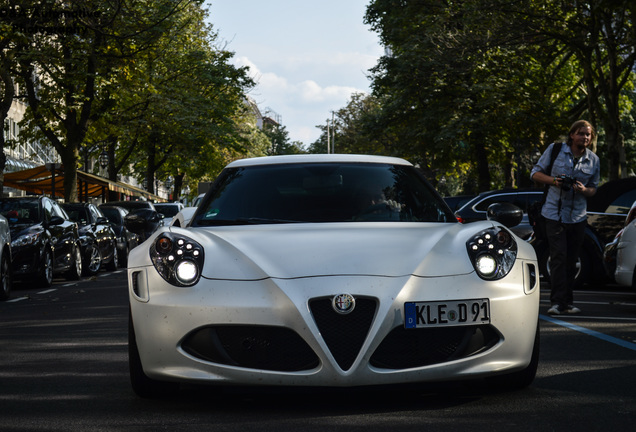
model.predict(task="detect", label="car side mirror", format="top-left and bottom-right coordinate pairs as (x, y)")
top-left (124, 209), bottom-right (162, 235)
top-left (487, 202), bottom-right (523, 228)
top-left (49, 215), bottom-right (65, 226)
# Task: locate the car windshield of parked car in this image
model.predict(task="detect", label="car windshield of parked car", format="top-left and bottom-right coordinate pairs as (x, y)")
top-left (100, 207), bottom-right (123, 225)
top-left (155, 204), bottom-right (181, 218)
top-left (0, 200), bottom-right (40, 225)
top-left (195, 163), bottom-right (455, 225)
top-left (65, 208), bottom-right (90, 225)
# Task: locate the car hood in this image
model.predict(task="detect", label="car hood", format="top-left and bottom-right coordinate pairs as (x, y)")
top-left (159, 221), bottom-right (534, 280)
top-left (9, 222), bottom-right (42, 238)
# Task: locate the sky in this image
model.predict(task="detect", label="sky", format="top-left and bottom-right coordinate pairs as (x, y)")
top-left (206, 1), bottom-right (384, 147)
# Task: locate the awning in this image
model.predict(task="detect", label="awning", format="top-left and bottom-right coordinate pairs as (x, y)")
top-left (2, 165), bottom-right (165, 202)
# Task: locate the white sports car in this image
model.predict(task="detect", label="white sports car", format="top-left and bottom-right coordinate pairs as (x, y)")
top-left (127, 154), bottom-right (540, 397)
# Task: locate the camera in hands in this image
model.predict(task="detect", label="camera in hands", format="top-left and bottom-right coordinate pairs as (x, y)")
top-left (557, 174), bottom-right (576, 191)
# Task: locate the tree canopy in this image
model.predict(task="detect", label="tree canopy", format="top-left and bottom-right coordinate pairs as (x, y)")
top-left (325, 0), bottom-right (636, 193)
top-left (2, 0), bottom-right (257, 201)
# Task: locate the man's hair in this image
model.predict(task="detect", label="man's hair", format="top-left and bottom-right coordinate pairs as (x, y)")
top-left (567, 120), bottom-right (595, 145)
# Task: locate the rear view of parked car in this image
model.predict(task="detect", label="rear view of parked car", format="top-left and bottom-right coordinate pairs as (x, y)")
top-left (101, 201), bottom-right (164, 241)
top-left (0, 197), bottom-right (82, 287)
top-left (62, 203), bottom-right (118, 275)
top-left (98, 205), bottom-right (140, 267)
top-left (154, 202), bottom-right (184, 225)
top-left (0, 215), bottom-right (12, 301)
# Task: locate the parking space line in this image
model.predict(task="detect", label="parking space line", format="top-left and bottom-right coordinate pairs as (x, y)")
top-left (6, 297), bottom-right (28, 303)
top-left (540, 314), bottom-right (636, 351)
top-left (38, 289), bottom-right (57, 294)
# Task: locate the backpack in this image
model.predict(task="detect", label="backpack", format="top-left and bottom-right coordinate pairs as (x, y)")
top-left (528, 142), bottom-right (563, 238)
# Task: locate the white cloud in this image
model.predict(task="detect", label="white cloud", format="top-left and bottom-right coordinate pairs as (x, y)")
top-left (237, 56), bottom-right (370, 146)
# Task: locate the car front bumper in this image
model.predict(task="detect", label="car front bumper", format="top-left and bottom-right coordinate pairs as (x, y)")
top-left (128, 259), bottom-right (539, 387)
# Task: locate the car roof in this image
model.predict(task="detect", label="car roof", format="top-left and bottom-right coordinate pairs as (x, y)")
top-left (226, 154), bottom-right (413, 168)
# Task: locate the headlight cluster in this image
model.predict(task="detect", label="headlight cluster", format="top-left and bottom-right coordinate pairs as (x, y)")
top-left (11, 232), bottom-right (41, 248)
top-left (466, 227), bottom-right (517, 280)
top-left (150, 233), bottom-right (204, 287)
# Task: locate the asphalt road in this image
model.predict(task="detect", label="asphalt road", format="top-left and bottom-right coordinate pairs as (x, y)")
top-left (1, 270), bottom-right (635, 431)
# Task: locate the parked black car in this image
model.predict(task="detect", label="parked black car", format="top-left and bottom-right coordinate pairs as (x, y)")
top-left (443, 194), bottom-right (476, 212)
top-left (0, 215), bottom-right (12, 301)
top-left (101, 201), bottom-right (164, 241)
top-left (98, 205), bottom-right (140, 267)
top-left (454, 188), bottom-right (543, 240)
top-left (62, 203), bottom-right (118, 276)
top-left (0, 196), bottom-right (82, 287)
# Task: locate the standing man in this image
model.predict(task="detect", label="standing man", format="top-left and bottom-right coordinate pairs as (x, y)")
top-left (531, 120), bottom-right (600, 315)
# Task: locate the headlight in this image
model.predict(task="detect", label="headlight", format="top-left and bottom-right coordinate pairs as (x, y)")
top-left (149, 233), bottom-right (204, 287)
top-left (466, 227), bottom-right (517, 280)
top-left (11, 232), bottom-right (41, 248)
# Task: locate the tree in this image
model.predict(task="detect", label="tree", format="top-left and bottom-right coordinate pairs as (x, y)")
top-left (80, 2), bottom-right (256, 201)
top-left (308, 92), bottom-right (394, 156)
top-left (264, 123), bottom-right (304, 155)
top-left (12, 0), bottom-right (200, 202)
top-left (363, 0), bottom-right (636, 191)
top-left (364, 0), bottom-right (586, 191)
top-left (516, 0), bottom-right (636, 180)
top-left (0, 3), bottom-right (30, 195)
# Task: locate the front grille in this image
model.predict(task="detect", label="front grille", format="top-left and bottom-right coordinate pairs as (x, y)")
top-left (370, 325), bottom-right (500, 369)
top-left (181, 326), bottom-right (319, 372)
top-left (309, 297), bottom-right (377, 371)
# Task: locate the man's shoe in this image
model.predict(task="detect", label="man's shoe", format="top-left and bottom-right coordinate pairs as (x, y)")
top-left (547, 305), bottom-right (562, 315)
top-left (566, 305), bottom-right (581, 314)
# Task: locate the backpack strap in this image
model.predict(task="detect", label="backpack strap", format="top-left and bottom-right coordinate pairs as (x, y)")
top-left (541, 142), bottom-right (563, 200)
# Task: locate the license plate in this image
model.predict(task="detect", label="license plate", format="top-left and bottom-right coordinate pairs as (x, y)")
top-left (404, 299), bottom-right (490, 329)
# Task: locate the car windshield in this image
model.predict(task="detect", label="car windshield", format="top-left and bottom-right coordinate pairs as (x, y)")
top-left (100, 207), bottom-right (122, 224)
top-left (65, 208), bottom-right (89, 224)
top-left (195, 163), bottom-right (455, 226)
top-left (155, 205), bottom-right (181, 217)
top-left (0, 200), bottom-right (40, 225)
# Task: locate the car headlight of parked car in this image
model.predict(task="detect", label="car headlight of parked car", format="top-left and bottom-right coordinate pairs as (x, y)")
top-left (149, 233), bottom-right (204, 287)
top-left (466, 227), bottom-right (517, 280)
top-left (11, 231), bottom-right (41, 248)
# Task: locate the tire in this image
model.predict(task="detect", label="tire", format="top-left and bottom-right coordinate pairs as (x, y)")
top-left (543, 249), bottom-right (591, 289)
top-left (118, 244), bottom-right (129, 268)
top-left (65, 243), bottom-right (82, 281)
top-left (0, 253), bottom-right (12, 301)
top-left (83, 245), bottom-right (102, 276)
top-left (486, 322), bottom-right (540, 391)
top-left (105, 246), bottom-right (118, 271)
top-left (128, 311), bottom-right (179, 398)
top-left (38, 248), bottom-right (53, 288)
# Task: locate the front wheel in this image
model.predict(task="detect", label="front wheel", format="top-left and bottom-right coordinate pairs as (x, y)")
top-left (105, 246), bottom-right (118, 271)
top-left (38, 248), bottom-right (53, 288)
top-left (0, 253), bottom-right (12, 301)
top-left (486, 322), bottom-right (540, 391)
top-left (129, 311), bottom-right (179, 398)
top-left (65, 243), bottom-right (82, 281)
top-left (541, 249), bottom-right (590, 289)
top-left (83, 245), bottom-right (102, 276)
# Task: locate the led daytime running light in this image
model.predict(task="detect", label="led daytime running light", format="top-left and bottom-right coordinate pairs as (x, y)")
top-left (150, 233), bottom-right (204, 287)
top-left (466, 227), bottom-right (517, 280)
